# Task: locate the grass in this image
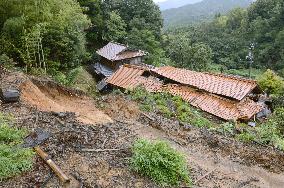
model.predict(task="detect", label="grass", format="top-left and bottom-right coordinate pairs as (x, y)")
top-left (130, 139), bottom-right (191, 187)
top-left (128, 87), bottom-right (284, 151)
top-left (238, 108), bottom-right (284, 150)
top-left (128, 87), bottom-right (214, 128)
top-left (0, 113), bottom-right (34, 180)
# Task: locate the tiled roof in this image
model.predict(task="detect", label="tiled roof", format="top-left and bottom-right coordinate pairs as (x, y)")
top-left (106, 65), bottom-right (162, 92)
top-left (96, 42), bottom-right (127, 61)
top-left (106, 65), bottom-right (263, 120)
top-left (114, 50), bottom-right (146, 61)
top-left (93, 63), bottom-right (113, 77)
top-left (96, 42), bottom-right (146, 61)
top-left (152, 66), bottom-right (258, 101)
top-left (163, 84), bottom-right (263, 120)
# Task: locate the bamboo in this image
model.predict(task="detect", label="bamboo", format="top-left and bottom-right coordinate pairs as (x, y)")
top-left (34, 146), bottom-right (70, 184)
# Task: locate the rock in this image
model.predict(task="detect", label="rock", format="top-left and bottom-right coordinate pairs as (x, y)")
top-left (0, 88), bottom-right (20, 103)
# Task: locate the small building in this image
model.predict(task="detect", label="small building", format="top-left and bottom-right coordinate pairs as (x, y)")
top-left (96, 42), bottom-right (147, 72)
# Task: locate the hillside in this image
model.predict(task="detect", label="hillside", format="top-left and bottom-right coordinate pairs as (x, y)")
top-left (158, 0), bottom-right (202, 10)
top-left (162, 0), bottom-right (253, 28)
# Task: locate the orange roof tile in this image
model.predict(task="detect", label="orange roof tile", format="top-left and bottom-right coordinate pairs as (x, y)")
top-left (152, 66), bottom-right (258, 101)
top-left (106, 65), bottom-right (162, 92)
top-left (163, 84), bottom-right (263, 120)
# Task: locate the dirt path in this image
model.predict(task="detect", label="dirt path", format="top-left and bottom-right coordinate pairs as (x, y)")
top-left (134, 123), bottom-right (284, 188)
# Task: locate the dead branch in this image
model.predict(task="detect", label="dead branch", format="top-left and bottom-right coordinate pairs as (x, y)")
top-left (194, 168), bottom-right (217, 184)
top-left (81, 148), bottom-right (126, 152)
top-left (141, 112), bottom-right (155, 121)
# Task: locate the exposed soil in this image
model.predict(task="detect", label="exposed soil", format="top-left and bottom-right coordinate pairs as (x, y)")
top-left (1, 68), bottom-right (284, 188)
top-left (20, 79), bottom-right (113, 125)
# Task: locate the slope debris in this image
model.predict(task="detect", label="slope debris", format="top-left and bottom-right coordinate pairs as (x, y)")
top-left (1, 69), bottom-right (284, 188)
top-left (20, 79), bottom-right (112, 125)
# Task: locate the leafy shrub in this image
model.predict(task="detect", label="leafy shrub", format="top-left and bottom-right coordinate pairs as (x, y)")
top-left (29, 67), bottom-right (47, 76)
top-left (272, 108), bottom-right (284, 134)
top-left (258, 69), bottom-right (284, 96)
top-left (236, 108), bottom-right (284, 150)
top-left (0, 54), bottom-right (15, 69)
top-left (157, 105), bottom-right (173, 118)
top-left (129, 87), bottom-right (214, 128)
top-left (237, 132), bottom-right (255, 142)
top-left (130, 139), bottom-right (191, 187)
top-left (0, 113), bottom-right (34, 180)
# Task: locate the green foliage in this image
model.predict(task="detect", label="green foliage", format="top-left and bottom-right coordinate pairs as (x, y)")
top-left (237, 132), bottom-right (255, 143)
top-left (225, 68), bottom-right (264, 79)
top-left (130, 139), bottom-right (191, 187)
top-left (0, 0), bottom-right (91, 70)
top-left (0, 113), bottom-right (34, 180)
top-left (209, 122), bottom-right (235, 136)
top-left (129, 87), bottom-right (214, 128)
top-left (59, 66), bottom-right (100, 97)
top-left (164, 0), bottom-right (284, 73)
top-left (103, 11), bottom-right (127, 42)
top-left (236, 108), bottom-right (284, 150)
top-left (162, 0), bottom-right (252, 28)
top-left (0, 125), bottom-right (27, 144)
top-left (188, 43), bottom-right (213, 71)
top-left (257, 69), bottom-right (284, 96)
top-left (0, 54), bottom-right (15, 69)
top-left (52, 67), bottom-right (83, 87)
top-left (163, 34), bottom-right (213, 71)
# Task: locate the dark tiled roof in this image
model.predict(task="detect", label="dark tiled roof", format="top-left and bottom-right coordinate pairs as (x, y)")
top-left (152, 66), bottom-right (258, 101)
top-left (93, 63), bottom-right (114, 77)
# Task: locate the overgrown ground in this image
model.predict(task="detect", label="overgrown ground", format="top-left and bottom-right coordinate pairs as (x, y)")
top-left (1, 69), bottom-right (284, 187)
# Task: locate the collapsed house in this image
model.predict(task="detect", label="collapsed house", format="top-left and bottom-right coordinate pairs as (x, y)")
top-left (93, 42), bottom-right (148, 90)
top-left (106, 64), bottom-right (162, 92)
top-left (94, 42), bottom-right (147, 76)
top-left (106, 64), bottom-right (264, 121)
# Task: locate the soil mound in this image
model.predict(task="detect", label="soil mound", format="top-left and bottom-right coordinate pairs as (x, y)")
top-left (20, 79), bottom-right (113, 125)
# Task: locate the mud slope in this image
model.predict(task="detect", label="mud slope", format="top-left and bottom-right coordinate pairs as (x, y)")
top-left (20, 79), bottom-right (113, 125)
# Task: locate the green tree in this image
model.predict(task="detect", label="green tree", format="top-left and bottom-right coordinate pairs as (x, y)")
top-left (189, 43), bottom-right (213, 71)
top-left (0, 0), bottom-right (90, 70)
top-left (258, 69), bottom-right (284, 96)
top-left (103, 11), bottom-right (127, 42)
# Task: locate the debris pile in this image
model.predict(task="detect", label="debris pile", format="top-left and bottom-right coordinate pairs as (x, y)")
top-left (1, 67), bottom-right (284, 187)
top-left (20, 78), bottom-right (113, 125)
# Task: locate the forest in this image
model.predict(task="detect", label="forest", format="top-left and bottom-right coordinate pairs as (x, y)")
top-left (0, 0), bottom-right (283, 78)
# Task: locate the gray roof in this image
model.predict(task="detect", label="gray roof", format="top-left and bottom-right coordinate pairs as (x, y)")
top-left (96, 42), bottom-right (146, 61)
top-left (93, 63), bottom-right (114, 77)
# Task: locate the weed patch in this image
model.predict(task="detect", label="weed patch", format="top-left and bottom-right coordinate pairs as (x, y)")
top-left (0, 113), bottom-right (34, 180)
top-left (130, 139), bottom-right (191, 187)
top-left (128, 87), bottom-right (214, 128)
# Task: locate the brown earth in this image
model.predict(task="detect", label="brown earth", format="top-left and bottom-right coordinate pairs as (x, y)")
top-left (1, 68), bottom-right (284, 188)
top-left (20, 78), bottom-right (113, 125)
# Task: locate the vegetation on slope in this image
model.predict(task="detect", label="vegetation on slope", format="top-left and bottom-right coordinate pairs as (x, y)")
top-left (162, 0), bottom-right (253, 28)
top-left (163, 0), bottom-right (284, 77)
top-left (0, 113), bottom-right (34, 180)
top-left (127, 87), bottom-right (212, 128)
top-left (130, 139), bottom-right (191, 187)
